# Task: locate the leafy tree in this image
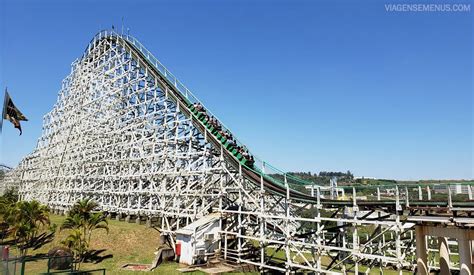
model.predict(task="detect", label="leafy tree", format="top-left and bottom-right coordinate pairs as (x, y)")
top-left (0, 190), bottom-right (17, 240)
top-left (61, 199), bottom-right (108, 267)
top-left (346, 170), bottom-right (354, 180)
top-left (2, 188), bottom-right (19, 204)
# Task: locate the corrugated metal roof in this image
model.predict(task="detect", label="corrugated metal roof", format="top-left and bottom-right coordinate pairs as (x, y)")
top-left (176, 213), bottom-right (220, 235)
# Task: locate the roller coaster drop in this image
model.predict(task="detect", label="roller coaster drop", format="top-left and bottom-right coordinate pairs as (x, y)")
top-left (2, 30), bottom-right (473, 274)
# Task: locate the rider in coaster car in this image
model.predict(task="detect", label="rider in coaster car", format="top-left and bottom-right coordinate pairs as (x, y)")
top-left (215, 121), bottom-right (222, 131)
top-left (229, 138), bottom-right (237, 148)
top-left (195, 103), bottom-right (204, 112)
top-left (248, 155), bottom-right (255, 166)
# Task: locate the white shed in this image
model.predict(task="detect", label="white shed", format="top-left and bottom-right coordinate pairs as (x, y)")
top-left (175, 213), bottom-right (221, 265)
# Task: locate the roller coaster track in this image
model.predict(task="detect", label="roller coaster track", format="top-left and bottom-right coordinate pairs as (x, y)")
top-left (116, 32), bottom-right (473, 211)
top-left (1, 30), bottom-right (473, 274)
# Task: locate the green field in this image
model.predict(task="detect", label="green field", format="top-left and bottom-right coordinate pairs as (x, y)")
top-left (7, 214), bottom-right (253, 275)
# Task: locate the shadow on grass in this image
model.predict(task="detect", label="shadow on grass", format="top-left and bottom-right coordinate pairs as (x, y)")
top-left (83, 249), bottom-right (113, 264)
top-left (0, 231), bottom-right (56, 254)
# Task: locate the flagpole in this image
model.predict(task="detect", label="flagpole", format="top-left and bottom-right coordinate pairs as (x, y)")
top-left (0, 87), bottom-right (7, 134)
top-left (0, 87), bottom-right (6, 166)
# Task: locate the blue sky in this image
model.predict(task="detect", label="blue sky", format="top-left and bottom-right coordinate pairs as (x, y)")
top-left (0, 0), bottom-right (472, 180)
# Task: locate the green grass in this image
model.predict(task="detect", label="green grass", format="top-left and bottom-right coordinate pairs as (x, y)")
top-left (15, 214), bottom-right (161, 274)
top-left (10, 214), bottom-right (254, 274)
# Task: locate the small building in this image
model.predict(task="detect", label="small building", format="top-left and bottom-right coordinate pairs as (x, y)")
top-left (432, 183), bottom-right (470, 195)
top-left (175, 213), bottom-right (221, 265)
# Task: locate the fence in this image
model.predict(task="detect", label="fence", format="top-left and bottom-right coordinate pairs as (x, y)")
top-left (0, 253), bottom-right (105, 275)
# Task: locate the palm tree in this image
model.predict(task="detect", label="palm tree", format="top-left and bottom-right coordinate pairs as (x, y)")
top-left (61, 199), bottom-right (108, 264)
top-left (4, 200), bottom-right (51, 256)
top-left (69, 198), bottom-right (98, 219)
top-left (61, 228), bottom-right (85, 269)
top-left (61, 213), bottom-right (84, 230)
top-left (86, 212), bottom-right (109, 245)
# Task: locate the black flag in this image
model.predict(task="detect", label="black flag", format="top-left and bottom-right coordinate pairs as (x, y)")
top-left (1, 89), bottom-right (28, 135)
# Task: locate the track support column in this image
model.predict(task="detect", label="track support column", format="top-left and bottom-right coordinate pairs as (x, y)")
top-left (439, 237), bottom-right (450, 274)
top-left (415, 225), bottom-right (428, 275)
top-left (459, 231), bottom-right (473, 275)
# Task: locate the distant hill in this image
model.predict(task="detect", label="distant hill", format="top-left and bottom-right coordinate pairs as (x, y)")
top-left (287, 171), bottom-right (354, 185)
top-left (0, 164), bottom-right (12, 171)
top-left (0, 164), bottom-right (12, 180)
top-left (285, 172), bottom-right (473, 186)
